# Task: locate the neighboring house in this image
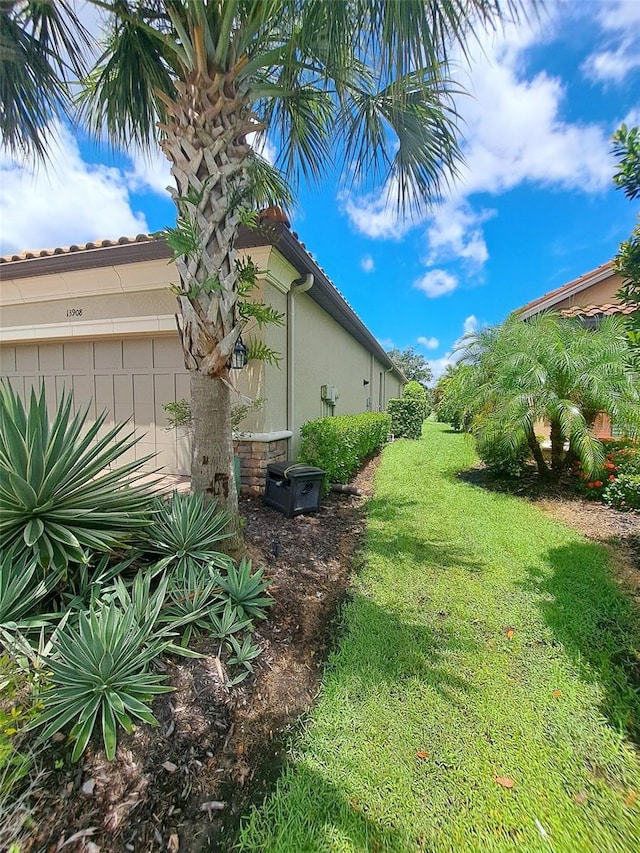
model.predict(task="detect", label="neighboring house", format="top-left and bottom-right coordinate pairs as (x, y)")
top-left (517, 260), bottom-right (633, 324)
top-left (0, 215), bottom-right (404, 491)
top-left (517, 260), bottom-right (633, 439)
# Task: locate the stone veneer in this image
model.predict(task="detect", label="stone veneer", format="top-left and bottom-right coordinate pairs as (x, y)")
top-left (233, 437), bottom-right (289, 494)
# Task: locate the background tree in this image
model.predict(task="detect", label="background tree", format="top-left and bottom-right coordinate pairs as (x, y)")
top-left (456, 313), bottom-right (640, 479)
top-left (2, 0), bottom-right (534, 544)
top-left (612, 124), bottom-right (640, 349)
top-left (387, 346), bottom-right (433, 387)
top-left (433, 363), bottom-right (473, 431)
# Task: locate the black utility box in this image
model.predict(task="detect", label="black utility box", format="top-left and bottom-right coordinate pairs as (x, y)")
top-left (263, 461), bottom-right (325, 518)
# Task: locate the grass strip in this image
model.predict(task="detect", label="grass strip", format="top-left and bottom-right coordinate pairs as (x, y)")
top-left (237, 422), bottom-right (640, 852)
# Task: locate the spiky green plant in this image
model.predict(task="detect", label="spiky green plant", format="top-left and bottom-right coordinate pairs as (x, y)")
top-left (226, 634), bottom-right (262, 679)
top-left (216, 558), bottom-right (273, 621)
top-left (208, 601), bottom-right (252, 642)
top-left (143, 491), bottom-right (232, 574)
top-left (0, 381), bottom-right (155, 570)
top-left (0, 550), bottom-right (60, 630)
top-left (36, 595), bottom-right (174, 761)
top-left (157, 562), bottom-right (226, 646)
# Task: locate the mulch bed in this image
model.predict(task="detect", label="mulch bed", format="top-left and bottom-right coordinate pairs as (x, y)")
top-left (18, 457), bottom-right (640, 852)
top-left (25, 460), bottom-right (377, 853)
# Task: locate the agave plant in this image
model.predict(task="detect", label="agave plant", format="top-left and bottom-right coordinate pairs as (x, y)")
top-left (225, 634), bottom-right (263, 687)
top-left (143, 491), bottom-right (232, 574)
top-left (0, 549), bottom-right (61, 630)
top-left (208, 601), bottom-right (252, 642)
top-left (0, 381), bottom-right (155, 570)
top-left (216, 558), bottom-right (273, 621)
top-left (159, 562), bottom-right (226, 646)
top-left (36, 598), bottom-right (174, 761)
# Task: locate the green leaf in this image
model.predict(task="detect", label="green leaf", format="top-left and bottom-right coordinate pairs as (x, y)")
top-left (23, 517), bottom-right (44, 547)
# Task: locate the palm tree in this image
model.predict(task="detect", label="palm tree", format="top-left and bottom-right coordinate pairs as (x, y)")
top-left (459, 313), bottom-right (640, 478)
top-left (1, 1), bottom-right (534, 545)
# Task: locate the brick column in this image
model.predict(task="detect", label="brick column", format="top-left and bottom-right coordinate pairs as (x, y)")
top-left (233, 437), bottom-right (289, 494)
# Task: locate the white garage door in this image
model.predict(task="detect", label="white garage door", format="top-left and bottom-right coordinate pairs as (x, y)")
top-left (0, 335), bottom-right (191, 475)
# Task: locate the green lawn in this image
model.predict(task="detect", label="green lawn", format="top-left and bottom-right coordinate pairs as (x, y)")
top-left (237, 422), bottom-right (640, 852)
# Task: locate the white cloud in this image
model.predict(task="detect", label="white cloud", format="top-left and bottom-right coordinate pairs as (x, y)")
top-left (0, 123), bottom-right (148, 254)
top-left (339, 182), bottom-right (419, 240)
top-left (414, 269), bottom-right (458, 298)
top-left (246, 132), bottom-right (277, 165)
top-left (428, 315), bottom-right (479, 381)
top-left (361, 255), bottom-right (375, 272)
top-left (583, 41), bottom-right (640, 84)
top-left (127, 146), bottom-right (172, 195)
top-left (417, 336), bottom-right (439, 350)
top-left (458, 57), bottom-right (612, 196)
top-left (583, 1), bottom-right (640, 85)
top-left (425, 201), bottom-right (493, 267)
top-left (341, 7), bottom-right (614, 272)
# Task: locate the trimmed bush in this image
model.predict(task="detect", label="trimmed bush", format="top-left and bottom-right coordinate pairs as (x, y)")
top-left (402, 380), bottom-right (429, 419)
top-left (603, 473), bottom-right (640, 511)
top-left (298, 413), bottom-right (390, 490)
top-left (387, 398), bottom-right (424, 439)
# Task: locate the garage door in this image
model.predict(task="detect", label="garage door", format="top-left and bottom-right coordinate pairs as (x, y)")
top-left (0, 335), bottom-right (191, 475)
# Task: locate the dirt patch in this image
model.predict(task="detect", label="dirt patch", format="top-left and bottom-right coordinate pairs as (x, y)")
top-left (24, 459), bottom-right (378, 853)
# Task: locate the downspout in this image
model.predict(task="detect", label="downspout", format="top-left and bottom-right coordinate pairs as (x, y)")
top-left (287, 273), bottom-right (314, 454)
top-left (383, 365), bottom-right (394, 410)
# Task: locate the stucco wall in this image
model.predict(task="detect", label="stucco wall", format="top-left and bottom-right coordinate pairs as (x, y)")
top-left (289, 291), bottom-right (402, 453)
top-left (1, 241), bottom-right (402, 470)
top-left (553, 272), bottom-right (624, 312)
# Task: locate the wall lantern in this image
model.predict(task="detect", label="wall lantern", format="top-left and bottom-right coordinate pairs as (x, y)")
top-left (230, 337), bottom-right (248, 369)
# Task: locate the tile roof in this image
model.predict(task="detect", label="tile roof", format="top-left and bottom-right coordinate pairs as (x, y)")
top-left (517, 260), bottom-right (615, 316)
top-left (560, 302), bottom-right (635, 318)
top-left (0, 233), bottom-right (158, 264)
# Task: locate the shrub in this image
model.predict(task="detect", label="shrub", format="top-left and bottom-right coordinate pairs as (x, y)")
top-left (402, 380), bottom-right (429, 419)
top-left (575, 438), bottom-right (640, 504)
top-left (601, 438), bottom-right (640, 475)
top-left (299, 413), bottom-right (390, 489)
top-left (603, 473), bottom-right (640, 512)
top-left (0, 381), bottom-right (154, 570)
top-left (387, 398), bottom-right (424, 439)
top-left (476, 435), bottom-right (530, 478)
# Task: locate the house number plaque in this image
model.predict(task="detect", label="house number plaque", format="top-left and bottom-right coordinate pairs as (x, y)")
top-left (66, 308), bottom-right (83, 317)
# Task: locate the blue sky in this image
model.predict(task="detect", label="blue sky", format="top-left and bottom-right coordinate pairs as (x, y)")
top-left (1, 0), bottom-right (639, 380)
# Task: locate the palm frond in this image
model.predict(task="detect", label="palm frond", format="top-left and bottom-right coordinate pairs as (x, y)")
top-left (79, 5), bottom-right (177, 147)
top-left (0, 0), bottom-right (92, 159)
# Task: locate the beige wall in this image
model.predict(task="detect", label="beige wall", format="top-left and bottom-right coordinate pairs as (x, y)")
top-left (1, 243), bottom-right (402, 470)
top-left (289, 291), bottom-right (401, 454)
top-left (553, 271), bottom-right (624, 312)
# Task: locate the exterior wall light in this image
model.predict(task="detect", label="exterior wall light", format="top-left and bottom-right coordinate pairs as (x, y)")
top-left (363, 379), bottom-right (370, 386)
top-left (231, 337), bottom-right (248, 369)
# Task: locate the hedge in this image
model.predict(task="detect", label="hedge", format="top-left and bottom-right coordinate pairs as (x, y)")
top-left (387, 398), bottom-right (425, 440)
top-left (298, 412), bottom-right (391, 490)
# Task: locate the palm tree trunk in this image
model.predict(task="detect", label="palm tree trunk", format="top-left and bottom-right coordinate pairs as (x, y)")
top-left (549, 419), bottom-right (564, 477)
top-left (190, 371), bottom-right (242, 551)
top-left (527, 428), bottom-right (549, 477)
top-left (158, 72), bottom-right (254, 542)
